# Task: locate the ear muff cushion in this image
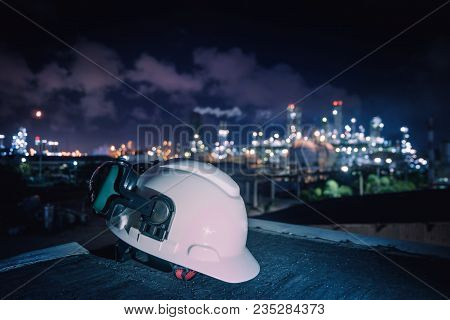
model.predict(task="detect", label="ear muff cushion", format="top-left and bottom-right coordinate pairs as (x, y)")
top-left (93, 165), bottom-right (120, 213)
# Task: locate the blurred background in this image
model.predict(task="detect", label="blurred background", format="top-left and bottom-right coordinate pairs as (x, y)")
top-left (0, 0), bottom-right (449, 259)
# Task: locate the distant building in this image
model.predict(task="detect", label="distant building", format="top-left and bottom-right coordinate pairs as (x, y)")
top-left (370, 117), bottom-right (384, 141)
top-left (10, 127), bottom-right (28, 155)
top-left (47, 141), bottom-right (60, 155)
top-left (332, 100), bottom-right (343, 134)
top-left (212, 122), bottom-right (233, 160)
top-left (287, 104), bottom-right (301, 139)
top-left (435, 140), bottom-right (450, 184)
top-left (0, 134), bottom-right (6, 156)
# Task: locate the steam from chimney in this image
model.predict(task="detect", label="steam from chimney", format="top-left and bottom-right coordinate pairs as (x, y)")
top-left (193, 106), bottom-right (243, 119)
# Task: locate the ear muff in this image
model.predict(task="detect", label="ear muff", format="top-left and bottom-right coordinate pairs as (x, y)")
top-left (138, 195), bottom-right (175, 241)
top-left (92, 164), bottom-right (120, 214)
top-left (90, 160), bottom-right (176, 241)
top-left (122, 166), bottom-right (139, 192)
top-left (89, 161), bottom-right (139, 216)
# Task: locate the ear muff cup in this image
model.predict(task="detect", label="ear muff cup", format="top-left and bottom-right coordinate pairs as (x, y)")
top-left (90, 161), bottom-right (139, 216)
top-left (91, 163), bottom-right (120, 214)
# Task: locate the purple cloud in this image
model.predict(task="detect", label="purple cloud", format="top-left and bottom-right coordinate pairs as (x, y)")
top-left (0, 51), bottom-right (34, 118)
top-left (192, 47), bottom-right (360, 119)
top-left (127, 54), bottom-right (203, 93)
top-left (0, 40), bottom-right (360, 139)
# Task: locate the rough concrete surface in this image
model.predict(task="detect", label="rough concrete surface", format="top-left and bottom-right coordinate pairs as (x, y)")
top-left (1, 229), bottom-right (449, 299)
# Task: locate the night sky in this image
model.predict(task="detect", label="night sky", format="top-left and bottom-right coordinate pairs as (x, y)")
top-left (0, 0), bottom-right (449, 153)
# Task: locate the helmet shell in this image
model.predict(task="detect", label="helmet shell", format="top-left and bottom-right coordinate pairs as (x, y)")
top-left (107, 160), bottom-right (260, 283)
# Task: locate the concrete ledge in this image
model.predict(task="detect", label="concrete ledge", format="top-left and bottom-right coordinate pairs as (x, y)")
top-left (0, 242), bottom-right (89, 273)
top-left (249, 218), bottom-right (450, 260)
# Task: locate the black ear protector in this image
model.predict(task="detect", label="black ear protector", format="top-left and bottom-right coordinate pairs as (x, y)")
top-left (89, 160), bottom-right (145, 217)
top-left (138, 193), bottom-right (175, 241)
top-left (89, 160), bottom-right (175, 241)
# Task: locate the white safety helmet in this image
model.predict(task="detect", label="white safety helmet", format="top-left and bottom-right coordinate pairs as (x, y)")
top-left (89, 159), bottom-right (260, 283)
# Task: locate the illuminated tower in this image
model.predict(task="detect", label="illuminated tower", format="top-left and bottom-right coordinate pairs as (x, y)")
top-left (35, 136), bottom-right (42, 155)
top-left (427, 118), bottom-right (435, 185)
top-left (48, 141), bottom-right (60, 155)
top-left (0, 134), bottom-right (5, 156)
top-left (11, 127), bottom-right (28, 155)
top-left (332, 100), bottom-right (343, 134)
top-left (214, 122), bottom-right (230, 160)
top-left (370, 117), bottom-right (384, 141)
top-left (321, 117), bottom-right (329, 135)
top-left (190, 132), bottom-right (206, 159)
top-left (286, 103), bottom-right (301, 139)
top-left (400, 126), bottom-right (411, 155)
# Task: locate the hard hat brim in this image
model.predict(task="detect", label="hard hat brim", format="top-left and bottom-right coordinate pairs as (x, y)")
top-left (197, 247), bottom-right (260, 283)
top-left (109, 222), bottom-right (260, 283)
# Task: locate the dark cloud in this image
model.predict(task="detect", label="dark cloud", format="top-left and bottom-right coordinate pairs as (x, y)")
top-left (127, 54), bottom-right (203, 93)
top-left (1, 1), bottom-right (447, 153)
top-left (123, 46), bottom-right (360, 122)
top-left (0, 50), bottom-right (34, 118)
top-left (130, 107), bottom-right (149, 120)
top-left (190, 48), bottom-right (361, 120)
top-left (193, 48), bottom-right (307, 108)
top-left (0, 40), bottom-right (123, 122)
top-left (0, 40), bottom-right (360, 150)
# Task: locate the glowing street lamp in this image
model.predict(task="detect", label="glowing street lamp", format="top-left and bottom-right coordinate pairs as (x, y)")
top-left (34, 110), bottom-right (43, 119)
